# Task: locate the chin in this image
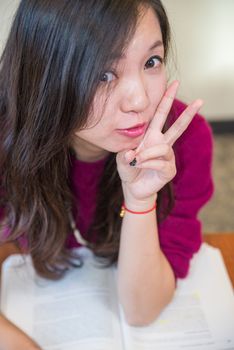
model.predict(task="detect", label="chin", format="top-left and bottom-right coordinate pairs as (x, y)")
top-left (115, 141), bottom-right (143, 154)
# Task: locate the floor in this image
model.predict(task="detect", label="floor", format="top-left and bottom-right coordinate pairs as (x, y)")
top-left (198, 134), bottom-right (234, 233)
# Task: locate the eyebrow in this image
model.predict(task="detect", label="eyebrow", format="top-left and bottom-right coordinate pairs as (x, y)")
top-left (110, 39), bottom-right (164, 61)
top-left (149, 39), bottom-right (164, 51)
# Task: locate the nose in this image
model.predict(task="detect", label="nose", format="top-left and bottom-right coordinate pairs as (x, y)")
top-left (120, 75), bottom-right (150, 113)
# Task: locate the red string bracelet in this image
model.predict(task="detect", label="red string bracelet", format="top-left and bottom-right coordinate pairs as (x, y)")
top-left (120, 202), bottom-right (156, 218)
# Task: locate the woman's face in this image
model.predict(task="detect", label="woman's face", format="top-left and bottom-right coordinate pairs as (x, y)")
top-left (73, 6), bottom-right (167, 161)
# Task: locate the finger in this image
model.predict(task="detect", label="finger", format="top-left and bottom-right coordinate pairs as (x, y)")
top-left (135, 81), bottom-right (179, 153)
top-left (116, 150), bottom-right (139, 182)
top-left (136, 159), bottom-right (166, 169)
top-left (164, 99), bottom-right (203, 146)
top-left (149, 80), bottom-right (180, 132)
top-left (136, 144), bottom-right (174, 163)
top-left (124, 149), bottom-right (136, 163)
top-left (136, 159), bottom-right (176, 176)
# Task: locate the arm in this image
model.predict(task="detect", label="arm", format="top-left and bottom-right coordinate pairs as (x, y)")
top-left (0, 243), bottom-right (42, 350)
top-left (0, 314), bottom-right (41, 350)
top-left (117, 193), bottom-right (175, 326)
top-left (116, 81), bottom-right (204, 326)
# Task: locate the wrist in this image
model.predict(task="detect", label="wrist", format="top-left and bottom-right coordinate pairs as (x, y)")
top-left (122, 193), bottom-right (157, 213)
top-left (120, 201), bottom-right (157, 218)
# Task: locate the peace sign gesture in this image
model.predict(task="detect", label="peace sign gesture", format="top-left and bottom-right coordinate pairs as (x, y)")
top-left (116, 80), bottom-right (203, 203)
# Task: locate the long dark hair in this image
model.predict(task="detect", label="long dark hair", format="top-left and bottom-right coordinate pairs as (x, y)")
top-left (0, 0), bottom-right (173, 278)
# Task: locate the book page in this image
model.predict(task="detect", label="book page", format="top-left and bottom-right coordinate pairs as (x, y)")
top-left (1, 248), bottom-right (124, 350)
top-left (120, 244), bottom-right (234, 350)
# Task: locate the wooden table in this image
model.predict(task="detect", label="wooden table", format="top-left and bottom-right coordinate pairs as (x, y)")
top-left (203, 233), bottom-right (234, 288)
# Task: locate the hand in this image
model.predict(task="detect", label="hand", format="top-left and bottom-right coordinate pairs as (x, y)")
top-left (116, 80), bottom-right (203, 206)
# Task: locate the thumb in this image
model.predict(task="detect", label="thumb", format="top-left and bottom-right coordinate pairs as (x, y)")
top-left (116, 149), bottom-right (138, 183)
top-left (116, 149), bottom-right (136, 166)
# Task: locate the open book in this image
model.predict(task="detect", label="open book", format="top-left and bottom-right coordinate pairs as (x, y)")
top-left (1, 243), bottom-right (234, 350)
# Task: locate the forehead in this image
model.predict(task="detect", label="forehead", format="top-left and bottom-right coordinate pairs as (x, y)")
top-left (135, 6), bottom-right (162, 40)
top-left (118, 6), bottom-right (163, 60)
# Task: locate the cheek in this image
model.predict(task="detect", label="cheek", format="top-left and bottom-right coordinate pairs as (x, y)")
top-left (88, 90), bottom-right (114, 129)
top-left (149, 74), bottom-right (167, 106)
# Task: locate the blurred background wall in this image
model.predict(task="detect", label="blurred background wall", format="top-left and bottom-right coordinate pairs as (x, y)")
top-left (0, 0), bottom-right (19, 51)
top-left (0, 0), bottom-right (234, 231)
top-left (163, 0), bottom-right (234, 121)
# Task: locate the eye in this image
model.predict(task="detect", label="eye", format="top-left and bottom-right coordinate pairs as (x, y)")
top-left (144, 55), bottom-right (163, 70)
top-left (100, 71), bottom-right (116, 83)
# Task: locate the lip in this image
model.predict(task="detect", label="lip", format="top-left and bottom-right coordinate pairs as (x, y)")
top-left (116, 123), bottom-right (148, 138)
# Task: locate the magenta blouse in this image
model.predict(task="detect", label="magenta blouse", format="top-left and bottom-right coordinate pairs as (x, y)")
top-left (0, 99), bottom-right (214, 279)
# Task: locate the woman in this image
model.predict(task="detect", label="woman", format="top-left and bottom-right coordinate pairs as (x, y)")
top-left (0, 0), bottom-right (213, 348)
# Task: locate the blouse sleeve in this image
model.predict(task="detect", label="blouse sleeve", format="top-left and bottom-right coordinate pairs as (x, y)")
top-left (158, 100), bottom-right (214, 279)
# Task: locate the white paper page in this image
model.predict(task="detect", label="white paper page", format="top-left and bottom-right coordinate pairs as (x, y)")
top-left (120, 244), bottom-right (234, 350)
top-left (1, 248), bottom-right (124, 350)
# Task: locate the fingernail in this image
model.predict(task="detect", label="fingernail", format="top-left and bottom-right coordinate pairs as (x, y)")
top-left (129, 158), bottom-right (137, 167)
